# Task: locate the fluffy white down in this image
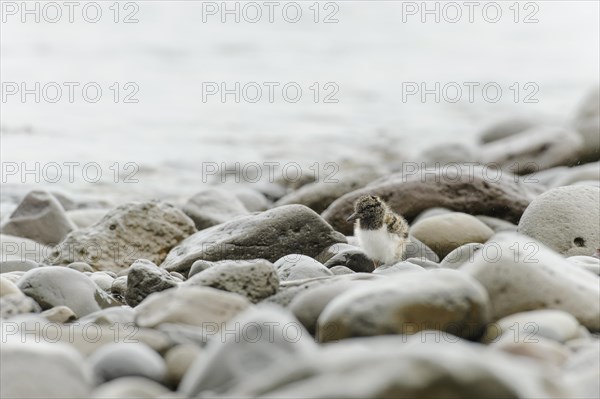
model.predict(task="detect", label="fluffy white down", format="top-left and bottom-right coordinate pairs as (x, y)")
top-left (355, 223), bottom-right (406, 265)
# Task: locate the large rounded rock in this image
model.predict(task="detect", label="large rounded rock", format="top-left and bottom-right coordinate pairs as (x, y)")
top-left (461, 233), bottom-right (600, 330)
top-left (88, 343), bottom-right (166, 383)
top-left (47, 201), bottom-right (196, 272)
top-left (17, 266), bottom-right (119, 317)
top-left (478, 126), bottom-right (582, 173)
top-left (517, 185), bottom-right (600, 256)
top-left (186, 259), bottom-right (278, 303)
top-left (274, 254), bottom-right (333, 281)
top-left (0, 276), bottom-right (22, 297)
top-left (179, 306), bottom-right (318, 397)
top-left (161, 205), bottom-right (346, 275)
top-left (125, 259), bottom-right (179, 307)
top-left (323, 165), bottom-right (536, 235)
top-left (134, 286), bottom-right (250, 328)
top-left (91, 377), bottom-right (170, 399)
top-left (317, 269), bottom-right (491, 342)
top-left (550, 162), bottom-right (600, 188)
top-left (182, 187), bottom-right (249, 230)
top-left (0, 259), bottom-right (38, 274)
top-left (440, 243), bottom-right (483, 269)
top-left (410, 212), bottom-right (494, 259)
top-left (1, 342), bottom-right (92, 398)
top-left (290, 280), bottom-right (370, 334)
top-left (0, 190), bottom-right (76, 245)
top-left (224, 334), bottom-right (567, 399)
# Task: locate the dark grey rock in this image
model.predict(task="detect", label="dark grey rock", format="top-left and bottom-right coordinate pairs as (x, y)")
top-left (161, 205), bottom-right (346, 275)
top-left (125, 259), bottom-right (179, 307)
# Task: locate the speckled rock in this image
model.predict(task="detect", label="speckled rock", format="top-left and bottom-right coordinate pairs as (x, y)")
top-left (318, 269), bottom-right (490, 341)
top-left (182, 187), bottom-right (250, 230)
top-left (410, 212), bottom-right (494, 259)
top-left (161, 205), bottom-right (346, 275)
top-left (47, 201), bottom-right (196, 273)
top-left (0, 190), bottom-right (76, 245)
top-left (478, 126), bottom-right (582, 173)
top-left (135, 286), bottom-right (250, 328)
top-left (125, 259), bottom-right (179, 307)
top-left (518, 185), bottom-right (600, 256)
top-left (186, 259), bottom-right (278, 303)
top-left (274, 255), bottom-right (333, 281)
top-left (323, 165), bottom-right (536, 235)
top-left (461, 233), bottom-right (600, 330)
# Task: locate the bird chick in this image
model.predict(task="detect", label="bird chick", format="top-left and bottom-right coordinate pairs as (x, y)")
top-left (347, 195), bottom-right (410, 267)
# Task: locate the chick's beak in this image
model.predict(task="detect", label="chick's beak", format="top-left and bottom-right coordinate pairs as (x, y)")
top-left (346, 212), bottom-right (359, 223)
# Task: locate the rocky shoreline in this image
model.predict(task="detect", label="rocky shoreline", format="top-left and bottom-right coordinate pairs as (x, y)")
top-left (1, 88), bottom-right (599, 398)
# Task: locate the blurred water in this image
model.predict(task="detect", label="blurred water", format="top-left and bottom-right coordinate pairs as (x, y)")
top-left (1, 0), bottom-right (598, 201)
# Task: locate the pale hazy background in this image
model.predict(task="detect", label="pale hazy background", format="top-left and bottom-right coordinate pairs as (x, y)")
top-left (1, 0), bottom-right (599, 201)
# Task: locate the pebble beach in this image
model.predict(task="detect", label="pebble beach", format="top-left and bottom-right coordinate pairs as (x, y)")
top-left (1, 1), bottom-right (600, 398)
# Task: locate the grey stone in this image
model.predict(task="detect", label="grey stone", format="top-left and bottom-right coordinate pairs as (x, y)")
top-left (0, 276), bottom-right (22, 297)
top-left (88, 343), bottom-right (166, 383)
top-left (188, 259), bottom-right (213, 278)
top-left (91, 377), bottom-right (171, 399)
top-left (165, 344), bottom-right (201, 387)
top-left (182, 187), bottom-right (249, 230)
top-left (410, 212), bottom-right (494, 259)
top-left (440, 243), bottom-right (484, 269)
top-left (68, 261), bottom-right (94, 273)
top-left (461, 233), bottom-right (600, 330)
top-left (318, 269), bottom-right (490, 341)
top-left (323, 165), bottom-right (536, 235)
top-left (402, 237), bottom-right (440, 262)
top-left (231, 187), bottom-right (271, 212)
top-left (479, 117), bottom-right (538, 144)
top-left (41, 305), bottom-right (77, 323)
top-left (372, 261), bottom-right (426, 275)
top-left (550, 162), bottom-right (600, 188)
top-left (275, 170), bottom-right (381, 214)
top-left (48, 201), bottom-right (196, 272)
top-left (0, 259), bottom-right (38, 274)
top-left (411, 207), bottom-right (452, 224)
top-left (179, 306), bottom-right (318, 397)
top-left (110, 276), bottom-right (128, 302)
top-left (78, 307), bottom-right (136, 326)
top-left (0, 234), bottom-right (50, 263)
top-left (0, 190), bottom-right (76, 245)
top-left (186, 259), bottom-right (278, 303)
top-left (420, 143), bottom-right (475, 165)
top-left (476, 215), bottom-right (518, 233)
top-left (161, 205), bottom-right (346, 275)
top-left (567, 255), bottom-right (600, 276)
top-left (1, 342), bottom-right (92, 398)
top-left (0, 294), bottom-right (41, 318)
top-left (329, 265), bottom-right (355, 275)
top-left (17, 266), bottom-right (119, 317)
top-left (90, 272), bottom-right (114, 292)
top-left (290, 280), bottom-right (371, 334)
top-left (518, 185), bottom-right (600, 256)
top-left (135, 286), bottom-right (250, 328)
top-left (478, 126), bottom-right (582, 173)
top-left (125, 259), bottom-right (179, 307)
top-left (274, 254), bottom-right (333, 281)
